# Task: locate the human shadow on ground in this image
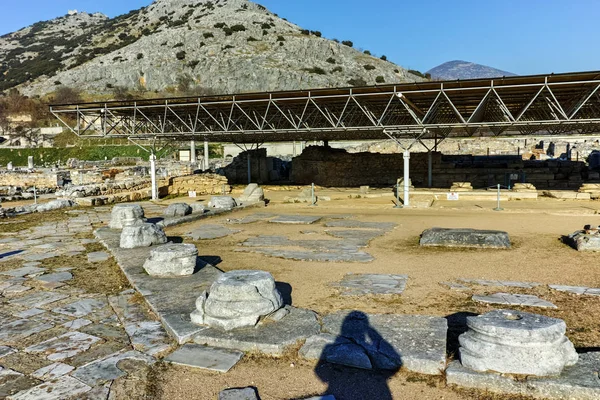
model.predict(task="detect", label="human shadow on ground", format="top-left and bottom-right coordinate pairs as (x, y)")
top-left (314, 311), bottom-right (401, 400)
top-left (445, 312), bottom-right (478, 358)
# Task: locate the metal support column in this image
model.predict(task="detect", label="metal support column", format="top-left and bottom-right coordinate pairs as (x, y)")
top-left (247, 154), bottom-right (252, 184)
top-left (150, 152), bottom-right (158, 201)
top-left (427, 151), bottom-right (433, 188)
top-left (190, 140), bottom-right (197, 164)
top-left (203, 140), bottom-right (209, 170)
top-left (403, 150), bottom-right (410, 207)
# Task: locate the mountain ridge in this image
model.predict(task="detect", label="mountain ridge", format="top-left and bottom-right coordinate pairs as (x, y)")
top-left (427, 60), bottom-right (517, 80)
top-left (0, 0), bottom-right (425, 98)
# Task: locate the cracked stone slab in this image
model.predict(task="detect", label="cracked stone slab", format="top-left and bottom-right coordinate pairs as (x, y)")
top-left (25, 331), bottom-right (102, 361)
top-left (32, 362), bottom-right (74, 380)
top-left (239, 235), bottom-right (375, 263)
top-left (186, 224), bottom-right (242, 240)
top-left (7, 375), bottom-right (91, 400)
top-left (108, 294), bottom-right (172, 356)
top-left (0, 319), bottom-right (54, 342)
top-left (324, 229), bottom-right (388, 245)
top-left (440, 282), bottom-right (472, 291)
top-left (332, 274), bottom-right (408, 296)
top-left (459, 278), bottom-right (540, 288)
top-left (219, 387), bottom-right (259, 400)
top-left (446, 352), bottom-right (600, 400)
top-left (62, 319), bottom-right (92, 330)
top-left (87, 252), bottom-right (110, 263)
top-left (324, 220), bottom-right (396, 231)
top-left (52, 298), bottom-right (108, 318)
top-left (226, 213), bottom-right (276, 224)
top-left (549, 285), bottom-right (600, 296)
top-left (269, 215), bottom-right (322, 225)
top-left (420, 228), bottom-right (510, 249)
top-left (472, 293), bottom-right (557, 308)
top-left (166, 344), bottom-right (243, 373)
top-left (14, 309), bottom-right (45, 318)
top-left (318, 311), bottom-right (447, 375)
top-left (34, 272), bottom-right (73, 283)
top-left (71, 350), bottom-right (155, 387)
top-left (9, 292), bottom-right (69, 308)
top-left (193, 307), bottom-right (321, 355)
top-left (0, 267), bottom-right (47, 278)
top-left (2, 285), bottom-right (32, 296)
top-left (0, 346), bottom-right (16, 358)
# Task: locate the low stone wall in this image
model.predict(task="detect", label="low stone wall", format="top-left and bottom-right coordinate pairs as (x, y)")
top-left (160, 173), bottom-right (230, 196)
top-left (0, 170), bottom-right (68, 188)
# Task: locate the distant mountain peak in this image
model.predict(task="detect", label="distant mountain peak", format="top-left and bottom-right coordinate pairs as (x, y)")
top-left (427, 60), bottom-right (517, 80)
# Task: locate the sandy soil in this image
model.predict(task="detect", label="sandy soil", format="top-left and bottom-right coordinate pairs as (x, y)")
top-left (156, 194), bottom-right (600, 399)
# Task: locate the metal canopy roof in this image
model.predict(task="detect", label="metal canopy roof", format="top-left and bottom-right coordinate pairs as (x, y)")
top-left (50, 70), bottom-right (600, 144)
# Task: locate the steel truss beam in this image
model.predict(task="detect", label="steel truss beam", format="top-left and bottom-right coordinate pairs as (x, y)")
top-left (50, 71), bottom-right (600, 144)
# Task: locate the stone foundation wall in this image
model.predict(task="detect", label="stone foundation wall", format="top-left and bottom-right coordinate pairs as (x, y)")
top-left (0, 170), bottom-right (68, 188)
top-left (160, 173), bottom-right (230, 196)
top-left (291, 147), bottom-right (588, 189)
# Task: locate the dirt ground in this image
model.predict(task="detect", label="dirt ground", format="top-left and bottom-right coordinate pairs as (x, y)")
top-left (4, 192), bottom-right (599, 400)
top-left (155, 193), bottom-right (600, 400)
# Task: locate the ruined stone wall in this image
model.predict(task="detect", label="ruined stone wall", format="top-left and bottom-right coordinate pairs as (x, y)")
top-left (160, 173), bottom-right (230, 196)
top-left (291, 146), bottom-right (588, 189)
top-left (0, 171), bottom-right (68, 188)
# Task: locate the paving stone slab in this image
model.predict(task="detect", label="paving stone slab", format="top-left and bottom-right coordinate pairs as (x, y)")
top-left (71, 350), bottom-right (154, 386)
top-left (459, 278), bottom-right (540, 288)
top-left (3, 285), bottom-right (32, 296)
top-left (446, 352), bottom-right (600, 400)
top-left (35, 272), bottom-right (73, 283)
top-left (7, 375), bottom-right (91, 400)
top-left (440, 282), bottom-right (471, 291)
top-left (227, 213), bottom-right (276, 224)
top-left (0, 319), bottom-right (54, 342)
top-left (269, 215), bottom-right (322, 225)
top-left (420, 228), bottom-right (510, 249)
top-left (472, 293), bottom-right (557, 308)
top-left (87, 252), bottom-right (110, 263)
top-left (238, 247), bottom-right (374, 263)
top-left (318, 311), bottom-right (447, 375)
top-left (193, 307), bottom-right (320, 355)
top-left (186, 224), bottom-right (242, 240)
top-left (324, 220), bottom-right (396, 231)
top-left (219, 387), bottom-right (259, 400)
top-left (9, 292), bottom-right (69, 308)
top-left (32, 362), bottom-right (74, 380)
top-left (324, 229), bottom-right (388, 245)
top-left (62, 319), bottom-right (92, 330)
top-left (0, 267), bottom-right (46, 278)
top-left (166, 344), bottom-right (243, 373)
top-left (14, 309), bottom-right (45, 318)
top-left (549, 285), bottom-right (600, 296)
top-left (52, 298), bottom-right (108, 318)
top-left (0, 346), bottom-right (16, 358)
top-left (332, 274), bottom-right (408, 296)
top-left (0, 367), bottom-right (39, 399)
top-left (25, 331), bottom-right (102, 361)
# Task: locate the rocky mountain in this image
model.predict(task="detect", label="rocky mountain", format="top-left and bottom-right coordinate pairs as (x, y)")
top-left (427, 60), bottom-right (517, 81)
top-left (0, 0), bottom-right (425, 97)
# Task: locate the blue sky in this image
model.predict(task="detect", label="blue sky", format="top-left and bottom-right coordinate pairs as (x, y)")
top-left (1, 0), bottom-right (598, 75)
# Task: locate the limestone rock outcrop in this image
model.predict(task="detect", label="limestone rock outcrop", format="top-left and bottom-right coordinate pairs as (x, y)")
top-left (459, 309), bottom-right (578, 376)
top-left (143, 243), bottom-right (198, 276)
top-left (191, 270), bottom-right (284, 331)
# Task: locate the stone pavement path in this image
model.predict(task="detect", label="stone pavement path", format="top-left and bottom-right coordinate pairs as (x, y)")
top-left (0, 207), bottom-right (172, 399)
